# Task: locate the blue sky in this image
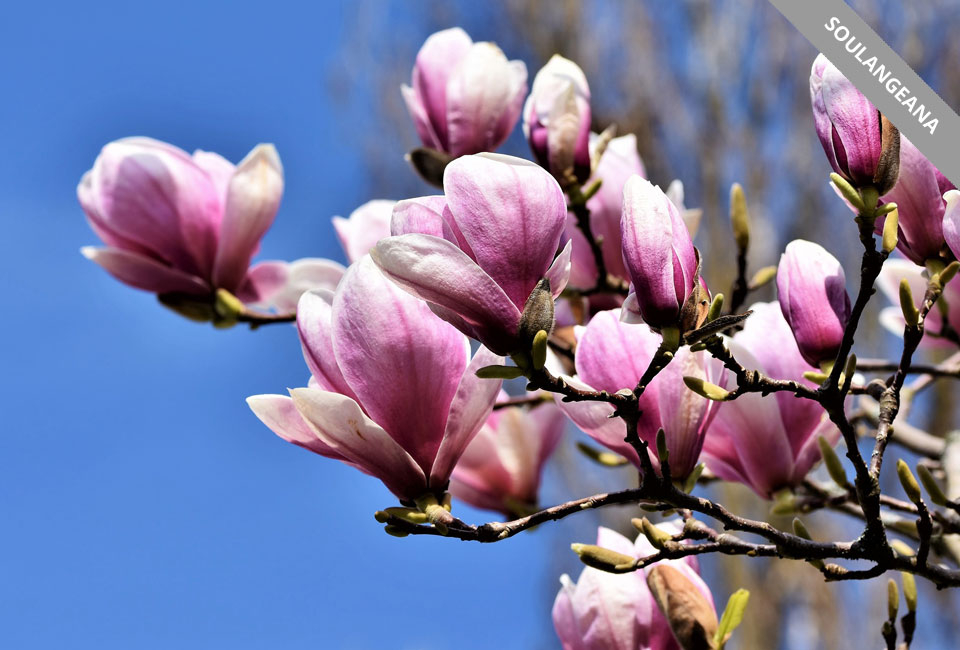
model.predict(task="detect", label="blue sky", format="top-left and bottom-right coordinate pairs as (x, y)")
top-left (2, 1), bottom-right (959, 648)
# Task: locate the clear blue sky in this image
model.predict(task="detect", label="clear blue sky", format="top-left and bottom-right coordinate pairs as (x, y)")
top-left (2, 1), bottom-right (958, 648)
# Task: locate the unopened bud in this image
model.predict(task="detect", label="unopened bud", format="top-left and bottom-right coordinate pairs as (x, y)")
top-left (532, 329), bottom-right (548, 370)
top-left (714, 589), bottom-right (750, 649)
top-left (647, 564), bottom-right (719, 650)
top-left (406, 147), bottom-right (453, 188)
top-left (897, 459), bottom-right (923, 504)
top-left (576, 441), bottom-right (629, 467)
top-left (683, 376), bottom-right (730, 401)
top-left (887, 578), bottom-right (899, 621)
top-left (158, 292), bottom-right (215, 323)
top-left (890, 539), bottom-right (915, 557)
top-left (770, 489), bottom-right (797, 516)
top-left (748, 265), bottom-right (777, 290)
top-left (518, 278), bottom-right (555, 346)
top-left (682, 463), bottom-right (705, 493)
top-left (214, 288), bottom-right (245, 321)
top-left (901, 572), bottom-right (917, 612)
top-left (706, 293), bottom-right (724, 322)
top-left (383, 524), bottom-right (410, 538)
top-left (476, 365), bottom-right (525, 380)
top-left (940, 261), bottom-right (960, 287)
top-left (655, 429), bottom-right (670, 467)
top-left (660, 326), bottom-right (681, 353)
top-left (916, 464), bottom-right (948, 506)
top-left (899, 279), bottom-right (920, 327)
top-left (817, 436), bottom-right (848, 488)
top-left (639, 517), bottom-right (674, 550)
top-left (830, 172), bottom-right (865, 211)
top-left (881, 207), bottom-right (900, 253)
top-left (730, 183), bottom-right (750, 251)
top-left (803, 370), bottom-right (830, 384)
top-left (571, 543), bottom-right (638, 573)
top-left (793, 518), bottom-right (825, 569)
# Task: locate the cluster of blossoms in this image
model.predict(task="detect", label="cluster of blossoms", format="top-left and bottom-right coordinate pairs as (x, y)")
top-left (80, 28), bottom-right (960, 649)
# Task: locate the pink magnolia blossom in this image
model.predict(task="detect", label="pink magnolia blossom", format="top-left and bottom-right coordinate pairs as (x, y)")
top-left (702, 303), bottom-right (842, 498)
top-left (402, 27), bottom-right (527, 157)
top-left (449, 395), bottom-right (566, 517)
top-left (556, 310), bottom-right (722, 479)
top-left (79, 137), bottom-right (294, 305)
top-left (810, 54), bottom-right (897, 192)
top-left (939, 190), bottom-right (960, 263)
top-left (873, 136), bottom-right (957, 265)
top-left (620, 176), bottom-right (699, 329)
top-left (372, 153), bottom-right (572, 356)
top-left (246, 256), bottom-right (503, 502)
top-left (566, 134), bottom-right (645, 290)
top-left (777, 239), bottom-right (851, 368)
top-left (877, 258), bottom-right (960, 348)
top-left (332, 200), bottom-right (396, 264)
top-left (553, 525), bottom-right (714, 650)
top-left (524, 55), bottom-right (592, 186)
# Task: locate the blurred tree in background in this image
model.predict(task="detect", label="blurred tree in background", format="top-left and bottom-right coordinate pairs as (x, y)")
top-left (330, 1), bottom-right (960, 647)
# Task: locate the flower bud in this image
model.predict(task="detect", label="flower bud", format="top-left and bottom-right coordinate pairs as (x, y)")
top-left (621, 176), bottom-right (698, 328)
top-left (402, 28), bottom-right (527, 158)
top-left (730, 183), bottom-right (750, 251)
top-left (777, 240), bottom-right (851, 367)
top-left (523, 55), bottom-right (592, 186)
top-left (647, 564), bottom-right (719, 650)
top-left (810, 54), bottom-right (900, 193)
top-left (916, 464), bottom-right (948, 506)
top-left (897, 459), bottom-right (923, 504)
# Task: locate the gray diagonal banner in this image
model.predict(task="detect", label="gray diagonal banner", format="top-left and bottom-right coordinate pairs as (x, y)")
top-left (768, 0), bottom-right (960, 187)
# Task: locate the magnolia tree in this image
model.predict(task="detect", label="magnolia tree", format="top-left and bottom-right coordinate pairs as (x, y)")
top-left (80, 27), bottom-right (960, 649)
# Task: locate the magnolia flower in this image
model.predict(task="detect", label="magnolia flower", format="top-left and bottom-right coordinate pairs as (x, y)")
top-left (449, 396), bottom-right (565, 517)
top-left (246, 256), bottom-right (502, 502)
top-left (877, 258), bottom-right (960, 348)
top-left (777, 240), bottom-right (851, 368)
top-left (79, 137), bottom-right (295, 306)
top-left (810, 54), bottom-right (899, 194)
top-left (553, 525), bottom-right (714, 650)
top-left (524, 55), bottom-right (592, 186)
top-left (332, 200), bottom-right (396, 264)
top-left (702, 303), bottom-right (842, 498)
top-left (620, 176), bottom-right (700, 330)
top-left (556, 309), bottom-right (721, 479)
top-left (372, 153), bottom-right (572, 356)
top-left (868, 136), bottom-right (957, 266)
top-left (566, 133), bottom-right (645, 289)
top-left (402, 27), bottom-right (527, 157)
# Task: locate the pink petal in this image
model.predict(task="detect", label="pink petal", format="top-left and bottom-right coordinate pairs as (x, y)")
top-left (192, 149), bottom-right (236, 204)
top-left (390, 195), bottom-right (456, 241)
top-left (246, 394), bottom-right (349, 462)
top-left (371, 234), bottom-right (522, 354)
top-left (544, 239), bottom-right (573, 299)
top-left (213, 144), bottom-right (284, 292)
top-left (296, 289), bottom-right (356, 398)
top-left (443, 153), bottom-right (567, 309)
top-left (430, 345), bottom-right (504, 486)
top-left (332, 199), bottom-right (396, 264)
top-left (81, 246), bottom-right (210, 295)
top-left (401, 84), bottom-right (442, 151)
top-left (412, 27), bottom-right (474, 151)
top-left (83, 137), bottom-right (221, 277)
top-left (289, 387), bottom-right (426, 500)
top-left (446, 43), bottom-right (528, 156)
top-left (332, 256), bottom-right (469, 475)
top-left (258, 258), bottom-right (345, 313)
top-left (234, 260), bottom-right (289, 306)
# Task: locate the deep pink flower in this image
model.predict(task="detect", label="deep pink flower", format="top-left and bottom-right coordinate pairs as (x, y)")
top-left (553, 525), bottom-right (714, 650)
top-left (402, 28), bottom-right (527, 157)
top-left (620, 176), bottom-right (699, 329)
top-left (372, 154), bottom-right (571, 356)
top-left (556, 310), bottom-right (722, 479)
top-left (566, 134), bottom-right (645, 289)
top-left (872, 136), bottom-right (957, 265)
top-left (810, 54), bottom-right (897, 192)
top-left (702, 303), bottom-right (842, 498)
top-left (332, 200), bottom-right (396, 264)
top-left (777, 240), bottom-right (851, 368)
top-left (877, 258), bottom-right (960, 348)
top-left (449, 396), bottom-right (565, 517)
top-left (247, 256), bottom-right (503, 502)
top-left (523, 55), bottom-right (592, 186)
top-left (80, 137), bottom-right (284, 303)
top-left (80, 137), bottom-right (332, 310)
